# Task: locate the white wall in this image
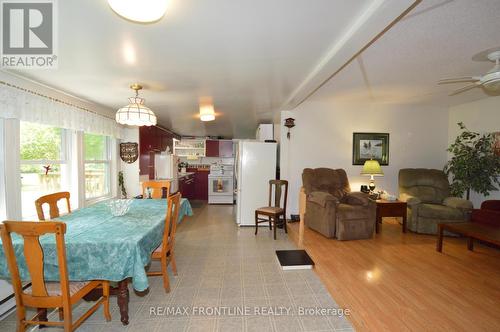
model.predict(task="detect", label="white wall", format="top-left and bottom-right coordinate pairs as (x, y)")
top-left (280, 100), bottom-right (449, 216)
top-left (448, 96), bottom-right (500, 207)
top-left (120, 127), bottom-right (142, 198)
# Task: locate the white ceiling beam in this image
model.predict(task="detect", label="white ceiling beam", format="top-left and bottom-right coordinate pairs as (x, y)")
top-left (282, 0), bottom-right (421, 110)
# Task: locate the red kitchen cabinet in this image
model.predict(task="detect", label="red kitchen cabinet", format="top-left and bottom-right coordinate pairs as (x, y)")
top-left (178, 177), bottom-right (186, 198)
top-left (206, 140), bottom-right (219, 157)
top-left (219, 140), bottom-right (233, 157)
top-left (185, 168), bottom-right (208, 201)
top-left (139, 127), bottom-right (154, 175)
top-left (139, 126), bottom-right (178, 177)
top-left (179, 174), bottom-right (195, 200)
top-left (205, 139), bottom-right (233, 158)
top-left (195, 170), bottom-right (209, 200)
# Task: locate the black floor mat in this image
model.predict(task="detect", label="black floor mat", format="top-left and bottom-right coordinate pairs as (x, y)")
top-left (275, 250), bottom-right (314, 270)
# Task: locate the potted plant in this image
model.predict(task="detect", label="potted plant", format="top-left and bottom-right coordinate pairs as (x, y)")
top-left (178, 161), bottom-right (188, 174)
top-left (118, 171), bottom-right (127, 198)
top-left (444, 122), bottom-right (500, 200)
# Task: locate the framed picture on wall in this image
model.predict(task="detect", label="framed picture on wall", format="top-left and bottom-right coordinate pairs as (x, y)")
top-left (352, 133), bottom-right (389, 165)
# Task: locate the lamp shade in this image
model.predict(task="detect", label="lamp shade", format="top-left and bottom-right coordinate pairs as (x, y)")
top-left (116, 97), bottom-right (157, 126)
top-left (361, 159), bottom-right (383, 176)
top-left (199, 105), bottom-right (215, 122)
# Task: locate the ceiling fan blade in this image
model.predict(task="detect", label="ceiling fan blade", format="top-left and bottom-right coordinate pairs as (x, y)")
top-left (449, 82), bottom-right (482, 96)
top-left (438, 76), bottom-right (480, 84)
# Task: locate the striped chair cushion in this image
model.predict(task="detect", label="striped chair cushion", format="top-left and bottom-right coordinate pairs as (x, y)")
top-left (25, 281), bottom-right (89, 297)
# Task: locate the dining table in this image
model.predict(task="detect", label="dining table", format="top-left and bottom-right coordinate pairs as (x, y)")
top-left (0, 198), bottom-right (193, 325)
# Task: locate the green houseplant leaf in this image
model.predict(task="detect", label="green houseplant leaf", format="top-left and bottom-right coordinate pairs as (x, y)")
top-left (444, 122), bottom-right (500, 200)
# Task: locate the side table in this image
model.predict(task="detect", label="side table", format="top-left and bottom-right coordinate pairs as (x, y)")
top-left (375, 200), bottom-right (408, 233)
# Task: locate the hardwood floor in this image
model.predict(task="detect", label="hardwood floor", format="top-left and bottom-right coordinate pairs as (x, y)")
top-left (287, 218), bottom-right (500, 331)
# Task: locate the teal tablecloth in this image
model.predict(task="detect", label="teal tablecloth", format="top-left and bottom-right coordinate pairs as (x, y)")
top-left (178, 198), bottom-right (194, 223)
top-left (0, 198), bottom-right (193, 291)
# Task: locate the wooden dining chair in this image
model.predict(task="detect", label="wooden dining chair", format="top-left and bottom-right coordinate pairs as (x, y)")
top-left (255, 180), bottom-right (288, 240)
top-left (142, 181), bottom-right (171, 199)
top-left (147, 192), bottom-right (181, 292)
top-left (0, 221), bottom-right (111, 332)
top-left (35, 192), bottom-right (71, 221)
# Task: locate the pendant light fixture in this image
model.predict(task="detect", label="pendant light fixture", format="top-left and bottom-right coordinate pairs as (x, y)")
top-left (116, 84), bottom-right (157, 126)
top-left (108, 0), bottom-right (168, 23)
top-left (199, 104), bottom-right (215, 122)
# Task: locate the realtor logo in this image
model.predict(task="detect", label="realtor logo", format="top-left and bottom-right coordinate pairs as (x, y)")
top-left (1, 0), bottom-right (57, 68)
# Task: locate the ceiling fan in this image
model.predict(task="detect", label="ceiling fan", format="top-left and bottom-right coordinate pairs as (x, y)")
top-left (438, 50), bottom-right (500, 95)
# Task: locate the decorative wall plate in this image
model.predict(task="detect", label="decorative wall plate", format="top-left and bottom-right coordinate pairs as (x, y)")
top-left (120, 142), bottom-right (138, 164)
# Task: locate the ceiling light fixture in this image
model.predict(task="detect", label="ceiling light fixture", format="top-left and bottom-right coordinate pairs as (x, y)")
top-left (199, 105), bottom-right (215, 122)
top-left (116, 84), bottom-right (157, 126)
top-left (108, 0), bottom-right (168, 23)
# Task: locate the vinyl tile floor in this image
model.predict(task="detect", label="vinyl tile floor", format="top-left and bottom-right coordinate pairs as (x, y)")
top-left (0, 204), bottom-right (353, 331)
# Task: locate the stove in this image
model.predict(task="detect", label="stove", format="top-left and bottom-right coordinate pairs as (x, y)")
top-left (208, 164), bottom-right (234, 204)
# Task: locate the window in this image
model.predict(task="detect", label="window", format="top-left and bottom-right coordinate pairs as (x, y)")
top-left (0, 120), bottom-right (5, 220)
top-left (20, 122), bottom-right (69, 219)
top-left (84, 133), bottom-right (111, 200)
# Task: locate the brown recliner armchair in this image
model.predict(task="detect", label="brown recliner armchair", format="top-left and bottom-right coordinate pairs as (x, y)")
top-left (398, 168), bottom-right (473, 234)
top-left (301, 168), bottom-right (376, 240)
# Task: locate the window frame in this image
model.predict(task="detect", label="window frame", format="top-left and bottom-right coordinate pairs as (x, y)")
top-left (83, 134), bottom-right (112, 202)
top-left (19, 122), bottom-right (71, 219)
top-left (0, 119), bottom-right (6, 220)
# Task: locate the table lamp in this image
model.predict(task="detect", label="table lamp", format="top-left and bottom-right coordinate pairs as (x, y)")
top-left (361, 159), bottom-right (383, 192)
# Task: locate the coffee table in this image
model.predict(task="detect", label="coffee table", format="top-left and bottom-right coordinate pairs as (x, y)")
top-left (375, 200), bottom-right (407, 233)
top-left (436, 222), bottom-right (500, 252)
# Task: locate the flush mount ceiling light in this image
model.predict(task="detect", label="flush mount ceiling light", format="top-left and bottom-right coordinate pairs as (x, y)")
top-left (116, 84), bottom-right (157, 126)
top-left (199, 105), bottom-right (215, 122)
top-left (108, 0), bottom-right (168, 23)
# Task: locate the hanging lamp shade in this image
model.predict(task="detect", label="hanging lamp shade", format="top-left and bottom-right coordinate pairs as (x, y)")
top-left (116, 84), bottom-right (157, 126)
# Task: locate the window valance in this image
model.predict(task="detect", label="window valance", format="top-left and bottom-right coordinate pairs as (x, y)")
top-left (0, 82), bottom-right (122, 138)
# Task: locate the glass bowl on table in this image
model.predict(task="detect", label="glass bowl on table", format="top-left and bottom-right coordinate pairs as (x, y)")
top-left (107, 199), bottom-right (133, 217)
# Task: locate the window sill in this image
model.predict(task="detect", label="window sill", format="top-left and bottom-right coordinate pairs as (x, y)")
top-left (85, 194), bottom-right (113, 206)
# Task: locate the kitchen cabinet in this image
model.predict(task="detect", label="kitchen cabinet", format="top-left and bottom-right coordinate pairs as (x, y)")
top-left (173, 139), bottom-right (205, 157)
top-left (194, 170), bottom-right (209, 200)
top-left (179, 173), bottom-right (195, 200)
top-left (184, 168), bottom-right (209, 201)
top-left (139, 126), bottom-right (177, 178)
top-left (205, 140), bottom-right (219, 157)
top-left (204, 139), bottom-right (233, 158)
top-left (219, 140), bottom-right (233, 157)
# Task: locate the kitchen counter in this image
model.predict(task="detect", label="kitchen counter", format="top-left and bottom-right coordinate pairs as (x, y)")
top-left (178, 172), bottom-right (195, 179)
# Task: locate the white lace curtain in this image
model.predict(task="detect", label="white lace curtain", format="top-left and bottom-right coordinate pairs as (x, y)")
top-left (0, 84), bottom-right (122, 138)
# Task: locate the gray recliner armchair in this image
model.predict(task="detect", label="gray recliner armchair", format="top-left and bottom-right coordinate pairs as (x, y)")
top-left (301, 168), bottom-right (376, 240)
top-left (398, 168), bottom-right (473, 234)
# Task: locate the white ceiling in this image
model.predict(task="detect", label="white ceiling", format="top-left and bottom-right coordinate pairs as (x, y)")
top-left (310, 0), bottom-right (500, 106)
top-left (7, 0), bottom-right (419, 138)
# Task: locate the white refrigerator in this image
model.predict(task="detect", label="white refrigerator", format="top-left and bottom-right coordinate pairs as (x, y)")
top-left (154, 152), bottom-right (179, 194)
top-left (235, 141), bottom-right (277, 226)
